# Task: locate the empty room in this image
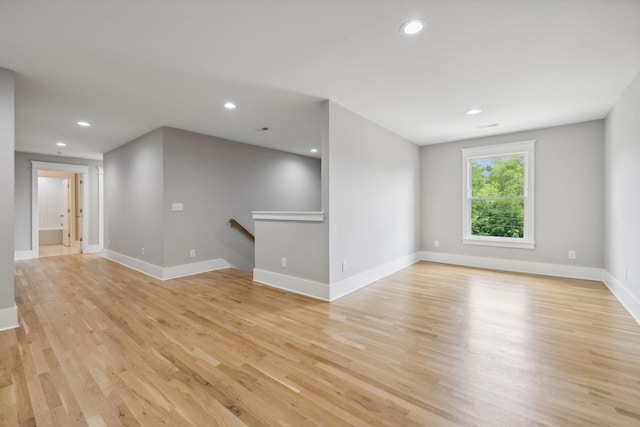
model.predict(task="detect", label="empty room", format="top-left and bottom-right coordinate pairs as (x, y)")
top-left (1, 1), bottom-right (640, 426)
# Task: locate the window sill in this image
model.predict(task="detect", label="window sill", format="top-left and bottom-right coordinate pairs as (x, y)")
top-left (462, 238), bottom-right (535, 249)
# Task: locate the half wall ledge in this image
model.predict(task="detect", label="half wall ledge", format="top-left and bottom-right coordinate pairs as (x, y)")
top-left (251, 211), bottom-right (324, 221)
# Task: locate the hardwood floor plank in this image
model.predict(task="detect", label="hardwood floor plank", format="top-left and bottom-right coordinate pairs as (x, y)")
top-left (1, 256), bottom-right (640, 426)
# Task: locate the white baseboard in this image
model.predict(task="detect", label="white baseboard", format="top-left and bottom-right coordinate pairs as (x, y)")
top-left (103, 249), bottom-right (165, 279)
top-left (603, 272), bottom-right (640, 326)
top-left (330, 253), bottom-right (419, 301)
top-left (14, 250), bottom-right (34, 261)
top-left (163, 258), bottom-right (232, 280)
top-left (419, 251), bottom-right (605, 281)
top-left (102, 250), bottom-right (232, 281)
top-left (0, 304), bottom-right (19, 331)
top-left (84, 244), bottom-right (103, 254)
top-left (253, 254), bottom-right (419, 302)
top-left (253, 269), bottom-right (330, 301)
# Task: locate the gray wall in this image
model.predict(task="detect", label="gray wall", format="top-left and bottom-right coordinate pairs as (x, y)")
top-left (421, 120), bottom-right (605, 267)
top-left (327, 101), bottom-right (421, 283)
top-left (0, 69), bottom-right (15, 312)
top-left (104, 128), bottom-right (165, 266)
top-left (104, 126), bottom-right (321, 271)
top-left (162, 127), bottom-right (321, 270)
top-left (14, 152), bottom-right (103, 251)
top-left (605, 71), bottom-right (640, 299)
top-left (254, 220), bottom-right (329, 284)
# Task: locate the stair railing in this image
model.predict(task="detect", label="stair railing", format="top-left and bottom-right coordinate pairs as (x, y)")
top-left (229, 218), bottom-right (255, 242)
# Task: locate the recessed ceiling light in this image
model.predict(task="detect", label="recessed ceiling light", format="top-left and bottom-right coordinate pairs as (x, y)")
top-left (224, 102), bottom-right (236, 110)
top-left (477, 123), bottom-right (499, 129)
top-left (77, 121), bottom-right (91, 127)
top-left (56, 142), bottom-right (67, 147)
top-left (466, 109), bottom-right (482, 115)
top-left (401, 19), bottom-right (426, 35)
top-left (310, 148), bottom-right (318, 153)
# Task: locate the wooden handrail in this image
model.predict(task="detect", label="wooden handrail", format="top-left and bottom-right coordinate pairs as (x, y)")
top-left (229, 218), bottom-right (255, 242)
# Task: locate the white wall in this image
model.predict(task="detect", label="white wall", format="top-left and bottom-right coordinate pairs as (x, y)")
top-left (327, 101), bottom-right (421, 284)
top-left (14, 152), bottom-right (103, 252)
top-left (604, 71), bottom-right (640, 320)
top-left (0, 68), bottom-right (16, 330)
top-left (421, 120), bottom-right (604, 269)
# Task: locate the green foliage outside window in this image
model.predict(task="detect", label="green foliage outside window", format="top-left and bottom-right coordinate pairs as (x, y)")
top-left (470, 155), bottom-right (525, 238)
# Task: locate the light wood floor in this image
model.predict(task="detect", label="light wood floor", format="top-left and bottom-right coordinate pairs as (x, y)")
top-left (39, 242), bottom-right (81, 258)
top-left (2, 256), bottom-right (640, 426)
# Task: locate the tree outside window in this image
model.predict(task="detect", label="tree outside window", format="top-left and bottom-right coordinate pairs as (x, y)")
top-left (462, 141), bottom-right (535, 249)
top-left (470, 155), bottom-right (524, 238)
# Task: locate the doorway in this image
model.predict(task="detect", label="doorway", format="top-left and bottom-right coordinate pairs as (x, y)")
top-left (31, 161), bottom-right (90, 258)
top-left (37, 170), bottom-right (82, 257)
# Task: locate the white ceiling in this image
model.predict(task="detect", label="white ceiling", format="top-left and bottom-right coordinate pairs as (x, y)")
top-left (1, 0), bottom-right (639, 160)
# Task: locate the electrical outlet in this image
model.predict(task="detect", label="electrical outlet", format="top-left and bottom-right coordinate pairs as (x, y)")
top-left (281, 257), bottom-right (287, 268)
top-left (434, 240), bottom-right (440, 248)
top-left (190, 249), bottom-right (196, 258)
top-left (568, 250), bottom-right (576, 260)
top-left (141, 247), bottom-right (145, 256)
top-left (172, 203), bottom-right (184, 211)
top-left (342, 261), bottom-right (348, 272)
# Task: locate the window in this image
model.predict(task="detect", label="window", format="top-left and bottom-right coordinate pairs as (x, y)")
top-left (462, 140), bottom-right (535, 249)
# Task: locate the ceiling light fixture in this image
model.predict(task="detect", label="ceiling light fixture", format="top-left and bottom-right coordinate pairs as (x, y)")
top-left (56, 142), bottom-right (67, 147)
top-left (77, 121), bottom-right (91, 127)
top-left (401, 19), bottom-right (426, 35)
top-left (466, 109), bottom-right (482, 115)
top-left (477, 123), bottom-right (499, 129)
top-left (310, 148), bottom-right (318, 153)
top-left (224, 102), bottom-right (237, 110)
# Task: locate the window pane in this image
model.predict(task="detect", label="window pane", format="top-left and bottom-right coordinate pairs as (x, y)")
top-left (471, 198), bottom-right (524, 238)
top-left (471, 155), bottom-right (524, 197)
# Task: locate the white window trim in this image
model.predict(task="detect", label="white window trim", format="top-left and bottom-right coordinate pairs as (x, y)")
top-left (461, 140), bottom-right (535, 249)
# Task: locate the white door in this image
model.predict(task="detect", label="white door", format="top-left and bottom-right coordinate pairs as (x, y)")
top-left (62, 178), bottom-right (70, 247)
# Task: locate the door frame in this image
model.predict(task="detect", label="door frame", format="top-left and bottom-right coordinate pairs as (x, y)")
top-left (31, 161), bottom-right (89, 257)
top-left (62, 177), bottom-right (70, 247)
